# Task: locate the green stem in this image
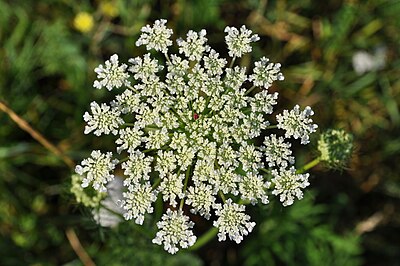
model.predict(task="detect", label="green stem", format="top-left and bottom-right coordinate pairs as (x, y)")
top-left (296, 157), bottom-right (321, 174)
top-left (152, 178), bottom-right (161, 190)
top-left (170, 108), bottom-right (186, 127)
top-left (229, 56), bottom-right (236, 68)
top-left (260, 168), bottom-right (270, 174)
top-left (164, 52), bottom-right (172, 64)
top-left (266, 125), bottom-right (278, 129)
top-left (218, 191), bottom-right (226, 203)
top-left (179, 166), bottom-right (191, 210)
top-left (118, 157), bottom-right (129, 164)
top-left (99, 203), bottom-right (124, 219)
top-left (127, 84), bottom-right (137, 91)
top-left (245, 85), bottom-right (256, 95)
top-left (189, 227), bottom-right (218, 251)
top-left (143, 148), bottom-right (157, 153)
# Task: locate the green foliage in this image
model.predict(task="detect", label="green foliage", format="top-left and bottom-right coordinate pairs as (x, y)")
top-left (93, 223), bottom-right (203, 265)
top-left (242, 193), bottom-right (362, 266)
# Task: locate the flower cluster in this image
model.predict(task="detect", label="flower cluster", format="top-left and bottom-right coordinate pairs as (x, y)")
top-left (74, 20), bottom-right (318, 254)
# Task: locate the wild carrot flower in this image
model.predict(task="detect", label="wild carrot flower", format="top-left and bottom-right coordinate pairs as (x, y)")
top-left (74, 20), bottom-right (318, 254)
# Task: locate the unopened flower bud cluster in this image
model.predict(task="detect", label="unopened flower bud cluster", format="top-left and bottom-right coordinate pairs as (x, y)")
top-left (318, 129), bottom-right (353, 169)
top-left (74, 19), bottom-right (318, 254)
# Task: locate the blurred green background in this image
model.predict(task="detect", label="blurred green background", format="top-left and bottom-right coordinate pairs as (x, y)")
top-left (0, 0), bottom-right (399, 265)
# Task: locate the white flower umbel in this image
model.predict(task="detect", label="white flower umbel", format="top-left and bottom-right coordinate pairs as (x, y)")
top-left (239, 173), bottom-right (269, 205)
top-left (186, 182), bottom-right (216, 219)
top-left (144, 127), bottom-right (170, 149)
top-left (271, 167), bottom-right (310, 207)
top-left (167, 54), bottom-right (190, 77)
top-left (83, 102), bottom-right (124, 136)
top-left (155, 150), bottom-right (177, 177)
top-left (249, 57), bottom-right (284, 89)
top-left (263, 134), bottom-right (295, 167)
top-left (224, 25), bottom-right (260, 58)
top-left (204, 49), bottom-right (227, 76)
top-left (114, 89), bottom-right (141, 114)
top-left (214, 199), bottom-right (256, 244)
top-left (121, 151), bottom-right (153, 185)
top-left (224, 66), bottom-right (247, 90)
top-left (93, 54), bottom-right (130, 91)
top-left (75, 150), bottom-right (118, 192)
top-left (115, 126), bottom-right (143, 154)
top-left (211, 167), bottom-right (241, 196)
top-left (157, 173), bottom-right (185, 207)
top-left (128, 53), bottom-right (163, 84)
top-left (120, 182), bottom-right (157, 225)
top-left (276, 105), bottom-right (318, 145)
top-left (238, 142), bottom-right (263, 174)
top-left (76, 20), bottom-right (319, 253)
top-left (177, 29), bottom-right (208, 61)
top-left (251, 91), bottom-right (279, 114)
top-left (152, 209), bottom-right (197, 254)
top-left (136, 19), bottom-right (173, 53)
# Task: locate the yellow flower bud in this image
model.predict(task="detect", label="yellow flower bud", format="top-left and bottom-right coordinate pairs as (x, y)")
top-left (100, 1), bottom-right (119, 18)
top-left (73, 12), bottom-right (94, 33)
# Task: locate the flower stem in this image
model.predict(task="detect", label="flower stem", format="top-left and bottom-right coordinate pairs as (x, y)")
top-left (179, 166), bottom-right (191, 210)
top-left (260, 168), bottom-right (270, 174)
top-left (266, 125), bottom-right (278, 129)
top-left (164, 52), bottom-right (172, 64)
top-left (143, 148), bottom-right (157, 153)
top-left (245, 85), bottom-right (256, 95)
top-left (218, 191), bottom-right (226, 203)
top-left (152, 178), bottom-right (161, 190)
top-left (189, 227), bottom-right (218, 251)
top-left (229, 56), bottom-right (236, 68)
top-left (118, 157), bottom-right (129, 164)
top-left (296, 157), bottom-right (321, 174)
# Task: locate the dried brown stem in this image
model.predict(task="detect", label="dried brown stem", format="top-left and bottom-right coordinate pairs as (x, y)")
top-left (65, 228), bottom-right (96, 266)
top-left (0, 100), bottom-right (75, 169)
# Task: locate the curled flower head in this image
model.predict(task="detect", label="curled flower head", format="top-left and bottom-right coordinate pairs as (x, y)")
top-left (93, 54), bottom-right (130, 90)
top-left (75, 150), bottom-right (118, 192)
top-left (318, 129), bottom-right (353, 169)
top-left (276, 105), bottom-right (318, 145)
top-left (136, 19), bottom-right (173, 53)
top-left (70, 174), bottom-right (105, 207)
top-left (152, 209), bottom-right (197, 254)
top-left (92, 176), bottom-right (124, 228)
